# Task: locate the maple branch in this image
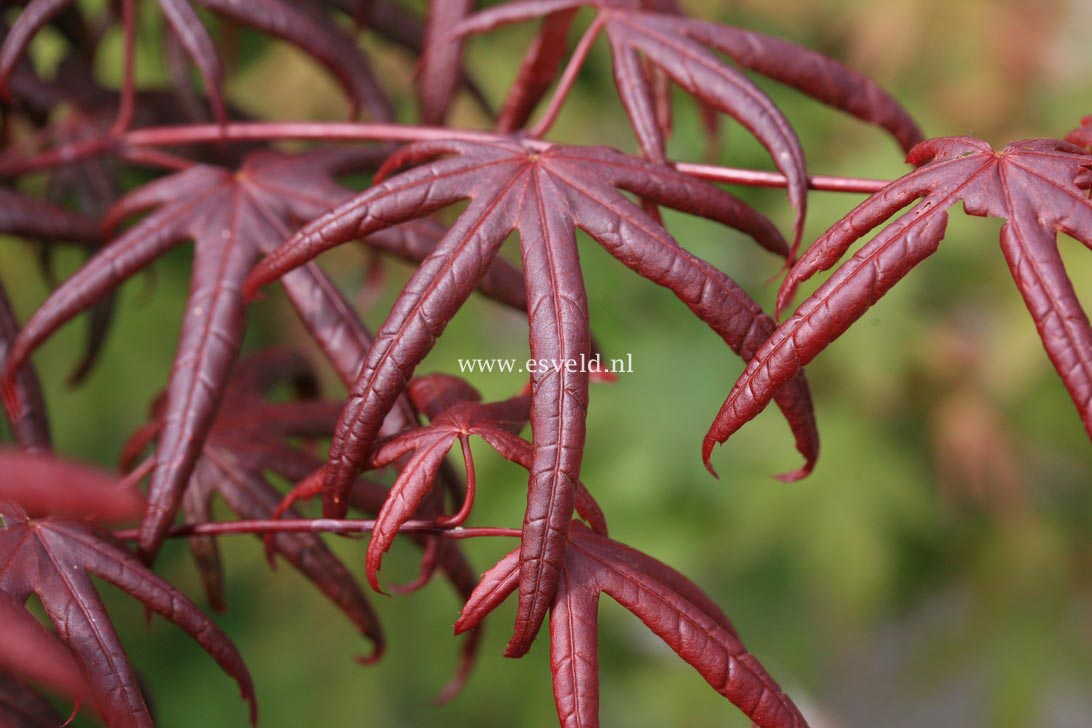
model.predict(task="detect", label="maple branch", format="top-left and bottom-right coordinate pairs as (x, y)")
top-left (675, 161), bottom-right (890, 194)
top-left (113, 519), bottom-right (521, 540)
top-left (122, 122), bottom-right (507, 147)
top-left (0, 121), bottom-right (892, 195)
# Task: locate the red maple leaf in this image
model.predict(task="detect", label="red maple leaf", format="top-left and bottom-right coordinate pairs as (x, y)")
top-left (0, 503), bottom-right (256, 726)
top-left (244, 137), bottom-right (818, 656)
top-left (707, 137), bottom-right (1092, 462)
top-left (453, 0), bottom-right (923, 253)
top-left (455, 520), bottom-right (806, 728)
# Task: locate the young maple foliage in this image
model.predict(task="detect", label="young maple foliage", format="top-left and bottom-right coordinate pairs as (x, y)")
top-left (706, 137), bottom-right (1092, 460)
top-left (0, 286), bottom-right (49, 451)
top-left (0, 502), bottom-right (256, 727)
top-left (0, 190), bottom-right (101, 449)
top-left (452, 0), bottom-right (923, 253)
top-left (121, 349), bottom-right (488, 698)
top-left (243, 137), bottom-right (820, 655)
top-left (1, 147), bottom-right (440, 558)
top-left (455, 520), bottom-right (805, 728)
top-left (360, 373), bottom-right (608, 597)
top-left (0, 0), bottom-right (395, 123)
top-left (2, 0), bottom-right (1089, 725)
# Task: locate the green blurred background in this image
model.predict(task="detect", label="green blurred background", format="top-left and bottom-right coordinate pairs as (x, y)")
top-left (2, 0), bottom-right (1091, 725)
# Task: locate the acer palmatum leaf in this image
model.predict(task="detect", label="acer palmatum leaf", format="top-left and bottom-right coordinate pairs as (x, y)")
top-left (494, 9), bottom-right (578, 131)
top-left (0, 674), bottom-right (68, 728)
top-left (0, 0), bottom-right (394, 123)
top-left (122, 349), bottom-right (385, 656)
top-left (364, 373), bottom-right (608, 593)
top-left (244, 137), bottom-right (817, 655)
top-left (266, 465), bottom-right (486, 702)
top-left (453, 0), bottom-right (923, 254)
top-left (0, 448), bottom-right (145, 522)
top-left (455, 521), bottom-right (805, 728)
top-left (707, 137), bottom-right (1092, 461)
top-left (0, 146), bottom-right (478, 560)
top-left (0, 188), bottom-right (101, 448)
top-left (0, 598), bottom-right (85, 704)
top-left (0, 284), bottom-right (49, 451)
top-left (0, 503), bottom-right (256, 727)
top-left (418, 0), bottom-right (475, 124)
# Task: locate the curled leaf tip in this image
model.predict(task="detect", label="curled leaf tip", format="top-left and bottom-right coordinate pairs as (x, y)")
top-left (701, 438), bottom-right (720, 478)
top-left (353, 641), bottom-right (386, 667)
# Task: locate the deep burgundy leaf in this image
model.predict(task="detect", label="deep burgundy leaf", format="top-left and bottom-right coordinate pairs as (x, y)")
top-left (0, 187), bottom-right (101, 448)
top-left (418, 0), bottom-right (475, 124)
top-left (708, 137), bottom-right (1092, 461)
top-left (123, 350), bottom-right (385, 656)
top-left (244, 137), bottom-right (809, 654)
top-left (0, 448), bottom-right (145, 522)
top-left (0, 146), bottom-right (470, 560)
top-left (0, 503), bottom-right (256, 727)
top-left (495, 9), bottom-right (578, 131)
top-left (0, 284), bottom-right (48, 451)
top-left (455, 522), bottom-right (805, 728)
top-left (364, 373), bottom-right (607, 592)
top-left (0, 0), bottom-right (395, 121)
top-left (0, 598), bottom-right (84, 703)
top-left (453, 0), bottom-right (923, 254)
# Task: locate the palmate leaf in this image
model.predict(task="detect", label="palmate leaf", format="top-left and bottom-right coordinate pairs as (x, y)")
top-left (0, 187), bottom-right (101, 449)
top-left (0, 503), bottom-right (256, 727)
top-left (418, 0), bottom-right (475, 125)
top-left (361, 373), bottom-right (608, 593)
top-left (0, 146), bottom-right (512, 560)
top-left (453, 0), bottom-right (923, 254)
top-left (707, 137), bottom-right (1092, 461)
top-left (454, 521), bottom-right (805, 728)
top-left (0, 0), bottom-right (394, 123)
top-left (0, 284), bottom-right (48, 450)
top-left (244, 136), bottom-right (818, 656)
top-left (120, 349), bottom-right (385, 656)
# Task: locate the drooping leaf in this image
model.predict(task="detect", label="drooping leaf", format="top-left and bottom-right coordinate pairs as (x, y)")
top-left (0, 187), bottom-right (101, 448)
top-left (707, 137), bottom-right (1092, 462)
top-left (0, 0), bottom-right (395, 123)
top-left (121, 349), bottom-right (385, 657)
top-left (0, 503), bottom-right (256, 727)
top-left (453, 0), bottom-right (924, 253)
top-left (1, 146), bottom-right (494, 560)
top-left (362, 373), bottom-right (608, 593)
top-left (0, 448), bottom-right (145, 522)
top-left (455, 521), bottom-right (806, 728)
top-left (244, 137), bottom-right (817, 655)
top-left (418, 0), bottom-right (475, 125)
top-left (494, 9), bottom-right (578, 132)
top-left (0, 598), bottom-right (85, 705)
top-left (0, 284), bottom-right (48, 450)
